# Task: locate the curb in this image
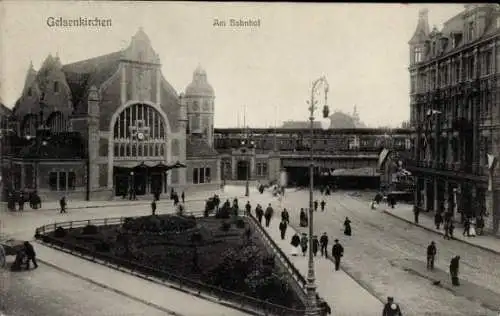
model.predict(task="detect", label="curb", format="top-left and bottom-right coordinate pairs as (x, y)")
top-left (382, 210), bottom-right (500, 256)
top-left (35, 257), bottom-right (184, 316)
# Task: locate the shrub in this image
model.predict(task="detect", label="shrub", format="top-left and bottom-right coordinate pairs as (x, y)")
top-left (54, 226), bottom-right (66, 238)
top-left (82, 225), bottom-right (99, 235)
top-left (220, 221), bottom-right (231, 232)
top-left (95, 242), bottom-right (111, 252)
top-left (235, 218), bottom-right (245, 229)
top-left (190, 232), bottom-right (203, 243)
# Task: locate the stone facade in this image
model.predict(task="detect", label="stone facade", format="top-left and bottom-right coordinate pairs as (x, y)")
top-left (407, 5), bottom-right (500, 234)
top-left (3, 29), bottom-right (221, 201)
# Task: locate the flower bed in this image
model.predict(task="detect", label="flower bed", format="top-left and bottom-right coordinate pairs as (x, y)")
top-left (44, 214), bottom-right (304, 310)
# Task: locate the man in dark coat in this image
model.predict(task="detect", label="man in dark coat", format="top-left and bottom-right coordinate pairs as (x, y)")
top-left (450, 255), bottom-right (460, 286)
top-left (24, 241), bottom-right (38, 269)
top-left (434, 212), bottom-right (443, 230)
top-left (343, 217), bottom-right (352, 236)
top-left (59, 196), bottom-right (67, 213)
top-left (314, 200), bottom-right (319, 211)
top-left (413, 207), bottom-right (420, 224)
top-left (291, 233), bottom-right (301, 248)
top-left (320, 232), bottom-right (329, 257)
top-left (300, 233), bottom-right (308, 256)
top-left (426, 241), bottom-right (437, 270)
top-left (331, 239), bottom-right (344, 271)
top-left (255, 204), bottom-right (264, 224)
top-left (463, 218), bottom-right (470, 237)
top-left (279, 220), bottom-right (287, 240)
top-left (281, 208), bottom-right (290, 224)
top-left (312, 235), bottom-right (319, 256)
top-left (245, 201), bottom-right (252, 216)
top-left (151, 199), bottom-right (157, 216)
top-left (264, 204), bottom-right (274, 227)
top-left (320, 200), bottom-right (326, 212)
top-left (181, 191), bottom-right (185, 204)
top-left (382, 297), bottom-right (402, 316)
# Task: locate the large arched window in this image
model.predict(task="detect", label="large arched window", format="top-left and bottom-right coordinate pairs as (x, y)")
top-left (47, 111), bottom-right (67, 133)
top-left (21, 114), bottom-right (38, 137)
top-left (113, 103), bottom-right (166, 159)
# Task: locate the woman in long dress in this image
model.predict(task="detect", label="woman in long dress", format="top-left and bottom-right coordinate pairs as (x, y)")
top-left (290, 233), bottom-right (300, 256)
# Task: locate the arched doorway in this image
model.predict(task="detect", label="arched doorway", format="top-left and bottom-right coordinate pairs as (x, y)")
top-left (112, 103), bottom-right (168, 196)
top-left (237, 160), bottom-right (249, 181)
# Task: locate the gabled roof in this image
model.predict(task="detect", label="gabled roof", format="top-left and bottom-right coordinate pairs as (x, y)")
top-left (186, 136), bottom-right (218, 158)
top-left (61, 51), bottom-right (123, 115)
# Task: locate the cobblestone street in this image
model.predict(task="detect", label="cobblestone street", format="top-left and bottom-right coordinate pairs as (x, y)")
top-left (269, 189), bottom-right (500, 316)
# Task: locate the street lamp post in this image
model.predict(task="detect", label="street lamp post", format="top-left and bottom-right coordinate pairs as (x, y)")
top-left (240, 139), bottom-right (255, 197)
top-left (305, 76), bottom-right (330, 316)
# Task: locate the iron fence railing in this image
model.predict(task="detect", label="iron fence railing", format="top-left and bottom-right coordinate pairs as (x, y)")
top-left (34, 212), bottom-right (307, 316)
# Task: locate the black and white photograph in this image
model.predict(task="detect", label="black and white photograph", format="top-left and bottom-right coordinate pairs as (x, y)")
top-left (1, 2), bottom-right (499, 316)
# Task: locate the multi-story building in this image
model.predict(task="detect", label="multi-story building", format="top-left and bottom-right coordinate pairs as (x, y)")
top-left (214, 127), bottom-right (412, 189)
top-left (1, 29), bottom-right (221, 201)
top-left (407, 5), bottom-right (500, 234)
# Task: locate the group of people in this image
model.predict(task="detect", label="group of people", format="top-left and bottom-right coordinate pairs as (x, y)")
top-left (6, 190), bottom-right (42, 211)
top-left (371, 192), bottom-right (396, 210)
top-left (426, 241), bottom-right (462, 286)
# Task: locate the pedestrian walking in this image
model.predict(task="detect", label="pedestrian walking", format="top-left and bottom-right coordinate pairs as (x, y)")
top-left (413, 207), bottom-right (420, 224)
top-left (443, 221), bottom-right (450, 239)
top-left (448, 221), bottom-right (455, 239)
top-left (264, 204), bottom-right (274, 227)
top-left (245, 201), bottom-right (252, 216)
top-left (151, 199), bottom-right (157, 216)
top-left (314, 200), bottom-right (319, 212)
top-left (279, 220), bottom-right (287, 240)
top-left (312, 235), bottom-right (319, 256)
top-left (18, 192), bottom-right (25, 212)
top-left (24, 241), bottom-right (38, 269)
top-left (281, 208), bottom-right (290, 224)
top-left (59, 196), bottom-right (67, 213)
top-left (449, 255), bottom-right (460, 286)
top-left (181, 191), bottom-right (185, 204)
top-left (300, 208), bottom-right (308, 227)
top-left (331, 239), bottom-right (344, 271)
top-left (320, 232), bottom-right (329, 257)
top-left (434, 212), bottom-right (443, 230)
top-left (463, 218), bottom-right (470, 237)
top-left (255, 204), bottom-right (264, 224)
top-left (382, 297), bottom-right (402, 316)
top-left (343, 217), bottom-right (352, 236)
top-left (320, 200), bottom-right (326, 211)
top-left (300, 233), bottom-right (308, 256)
top-left (426, 241), bottom-right (437, 270)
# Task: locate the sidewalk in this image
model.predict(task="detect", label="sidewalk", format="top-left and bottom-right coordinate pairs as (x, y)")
top-left (1, 189), bottom-right (236, 213)
top-left (34, 242), bottom-right (252, 316)
top-left (262, 218), bottom-right (383, 315)
top-left (383, 204), bottom-right (500, 255)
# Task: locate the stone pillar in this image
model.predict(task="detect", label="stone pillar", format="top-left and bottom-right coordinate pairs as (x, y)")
top-left (20, 165), bottom-right (25, 189)
top-left (423, 180), bottom-right (428, 211)
top-left (433, 178), bottom-right (439, 213)
top-left (413, 177), bottom-right (420, 211)
top-left (231, 155), bottom-right (236, 180)
top-left (443, 182), bottom-right (449, 214)
top-left (216, 157), bottom-right (221, 184)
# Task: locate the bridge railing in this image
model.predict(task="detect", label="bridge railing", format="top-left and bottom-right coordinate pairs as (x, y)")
top-left (34, 213), bottom-right (307, 316)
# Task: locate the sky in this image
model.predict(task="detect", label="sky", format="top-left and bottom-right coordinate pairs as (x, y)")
top-left (0, 2), bottom-right (465, 128)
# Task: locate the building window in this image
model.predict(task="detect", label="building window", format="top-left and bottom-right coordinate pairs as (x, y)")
top-left (468, 22), bottom-right (474, 41)
top-left (27, 87), bottom-right (32, 96)
top-left (256, 162), bottom-right (268, 177)
top-left (49, 171), bottom-right (75, 191)
top-left (415, 46), bottom-right (424, 63)
top-left (192, 167), bottom-right (211, 184)
top-left (54, 81), bottom-right (59, 93)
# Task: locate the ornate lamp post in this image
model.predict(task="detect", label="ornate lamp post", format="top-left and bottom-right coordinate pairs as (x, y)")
top-left (240, 139), bottom-right (255, 197)
top-left (305, 76), bottom-right (330, 316)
